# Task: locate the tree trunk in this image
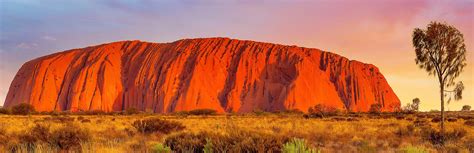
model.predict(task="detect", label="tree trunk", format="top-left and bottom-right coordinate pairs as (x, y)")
top-left (440, 82), bottom-right (445, 136)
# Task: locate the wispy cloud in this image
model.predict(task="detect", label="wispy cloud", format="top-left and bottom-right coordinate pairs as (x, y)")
top-left (16, 42), bottom-right (38, 49)
top-left (42, 35), bottom-right (56, 41)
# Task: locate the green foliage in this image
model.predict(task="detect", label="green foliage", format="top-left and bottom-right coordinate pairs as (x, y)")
top-left (413, 21), bottom-right (467, 133)
top-left (403, 98), bottom-right (421, 113)
top-left (11, 103), bottom-right (35, 115)
top-left (203, 138), bottom-right (213, 153)
top-left (151, 143), bottom-right (171, 153)
top-left (282, 138), bottom-right (317, 153)
top-left (462, 105), bottom-right (471, 111)
top-left (132, 118), bottom-right (185, 134)
top-left (399, 145), bottom-right (428, 153)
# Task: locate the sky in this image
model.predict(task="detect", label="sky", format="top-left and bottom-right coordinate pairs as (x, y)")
top-left (0, 0), bottom-right (472, 111)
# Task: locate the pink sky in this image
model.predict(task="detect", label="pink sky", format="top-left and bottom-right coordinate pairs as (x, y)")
top-left (0, 0), bottom-right (473, 111)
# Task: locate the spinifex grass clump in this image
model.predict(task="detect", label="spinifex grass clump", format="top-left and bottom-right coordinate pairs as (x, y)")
top-left (132, 118), bottom-right (185, 134)
top-left (165, 130), bottom-right (289, 152)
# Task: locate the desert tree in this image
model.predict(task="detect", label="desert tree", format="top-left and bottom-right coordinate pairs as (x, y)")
top-left (412, 21), bottom-right (467, 135)
top-left (403, 98), bottom-right (421, 113)
top-left (462, 105), bottom-right (471, 111)
top-left (369, 103), bottom-right (382, 115)
top-left (411, 98), bottom-right (420, 112)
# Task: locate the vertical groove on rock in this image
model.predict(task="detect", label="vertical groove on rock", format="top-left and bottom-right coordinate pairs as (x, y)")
top-left (217, 42), bottom-right (248, 111)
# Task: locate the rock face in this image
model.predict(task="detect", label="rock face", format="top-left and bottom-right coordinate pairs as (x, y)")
top-left (4, 38), bottom-right (400, 113)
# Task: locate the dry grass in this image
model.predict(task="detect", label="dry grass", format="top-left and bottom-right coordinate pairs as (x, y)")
top-left (0, 111), bottom-right (472, 152)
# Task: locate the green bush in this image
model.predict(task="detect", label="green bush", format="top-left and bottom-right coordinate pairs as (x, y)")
top-left (11, 103), bottom-right (35, 115)
top-left (399, 145), bottom-right (428, 153)
top-left (132, 118), bottom-right (185, 134)
top-left (151, 143), bottom-right (171, 153)
top-left (203, 138), bottom-right (213, 153)
top-left (282, 138), bottom-right (317, 153)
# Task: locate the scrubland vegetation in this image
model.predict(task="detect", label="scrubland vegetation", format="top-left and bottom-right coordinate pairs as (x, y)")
top-left (0, 106), bottom-right (473, 153)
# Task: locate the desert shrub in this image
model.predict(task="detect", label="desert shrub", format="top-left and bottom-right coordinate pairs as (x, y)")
top-left (459, 115), bottom-right (473, 120)
top-left (369, 103), bottom-right (382, 115)
top-left (446, 128), bottom-right (467, 141)
top-left (213, 130), bottom-right (289, 152)
top-left (0, 107), bottom-right (10, 114)
top-left (11, 103), bottom-right (35, 115)
top-left (464, 119), bottom-right (474, 126)
top-left (282, 138), bottom-right (316, 153)
top-left (331, 117), bottom-right (346, 121)
top-left (351, 137), bottom-right (376, 152)
top-left (303, 114), bottom-right (310, 119)
top-left (421, 127), bottom-right (467, 146)
top-left (76, 116), bottom-right (85, 121)
top-left (151, 143), bottom-right (171, 153)
top-left (278, 109), bottom-right (304, 115)
top-left (79, 110), bottom-right (106, 115)
top-left (416, 114), bottom-right (427, 118)
top-left (346, 117), bottom-right (359, 122)
top-left (402, 98), bottom-right (421, 114)
top-left (128, 136), bottom-right (147, 152)
top-left (252, 108), bottom-right (268, 116)
top-left (348, 112), bottom-right (363, 117)
top-left (165, 131), bottom-right (289, 152)
top-left (52, 116), bottom-right (75, 123)
top-left (81, 119), bottom-right (91, 123)
top-left (172, 111), bottom-right (190, 117)
top-left (132, 118), bottom-right (185, 134)
top-left (465, 138), bottom-right (474, 152)
top-left (398, 145), bottom-right (428, 153)
top-left (307, 104), bottom-right (342, 118)
top-left (28, 124), bottom-right (52, 143)
top-left (395, 124), bottom-right (415, 137)
top-left (431, 117), bottom-right (441, 123)
top-left (125, 107), bottom-right (140, 115)
top-left (50, 125), bottom-right (91, 150)
top-left (188, 109), bottom-right (217, 116)
top-left (421, 128), bottom-right (445, 146)
top-left (99, 127), bottom-right (128, 141)
top-left (413, 119), bottom-right (430, 127)
top-left (164, 132), bottom-right (208, 152)
top-left (0, 126), bottom-right (8, 144)
top-left (447, 118), bottom-right (457, 122)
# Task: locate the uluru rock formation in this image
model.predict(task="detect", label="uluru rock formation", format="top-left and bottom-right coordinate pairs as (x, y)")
top-left (4, 38), bottom-right (400, 113)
